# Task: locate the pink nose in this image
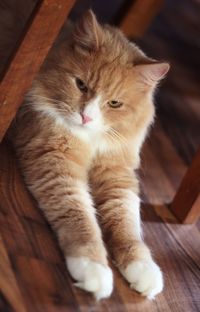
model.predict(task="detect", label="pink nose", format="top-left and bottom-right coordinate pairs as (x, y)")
top-left (80, 113), bottom-right (93, 124)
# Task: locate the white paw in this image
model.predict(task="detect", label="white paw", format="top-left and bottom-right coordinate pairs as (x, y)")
top-left (66, 257), bottom-right (113, 300)
top-left (120, 259), bottom-right (163, 299)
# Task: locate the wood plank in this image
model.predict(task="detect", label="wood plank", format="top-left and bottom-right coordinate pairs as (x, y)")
top-left (137, 0), bottom-right (200, 166)
top-left (0, 1), bottom-right (38, 78)
top-left (142, 205), bottom-right (200, 312)
top-left (0, 234), bottom-right (27, 312)
top-left (140, 121), bottom-right (187, 206)
top-left (0, 0), bottom-right (75, 142)
top-left (119, 0), bottom-right (164, 37)
top-left (136, 0), bottom-right (200, 224)
top-left (170, 148), bottom-right (200, 223)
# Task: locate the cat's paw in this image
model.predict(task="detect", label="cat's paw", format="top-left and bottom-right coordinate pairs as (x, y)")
top-left (120, 259), bottom-right (163, 299)
top-left (66, 257), bottom-right (113, 300)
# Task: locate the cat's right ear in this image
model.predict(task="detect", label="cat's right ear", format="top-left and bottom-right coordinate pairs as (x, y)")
top-left (72, 10), bottom-right (103, 53)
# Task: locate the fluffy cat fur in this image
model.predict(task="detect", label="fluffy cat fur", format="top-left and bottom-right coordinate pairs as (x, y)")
top-left (10, 10), bottom-right (169, 300)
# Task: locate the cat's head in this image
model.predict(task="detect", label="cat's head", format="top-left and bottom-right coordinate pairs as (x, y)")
top-left (31, 10), bottom-right (169, 147)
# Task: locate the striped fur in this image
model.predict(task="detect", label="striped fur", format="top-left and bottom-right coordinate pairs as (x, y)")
top-left (10, 10), bottom-right (169, 299)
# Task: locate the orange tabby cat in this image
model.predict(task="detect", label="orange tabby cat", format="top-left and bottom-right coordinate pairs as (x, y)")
top-left (11, 10), bottom-right (169, 300)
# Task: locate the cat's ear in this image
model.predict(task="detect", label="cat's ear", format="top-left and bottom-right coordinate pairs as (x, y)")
top-left (73, 10), bottom-right (103, 52)
top-left (134, 62), bottom-right (170, 85)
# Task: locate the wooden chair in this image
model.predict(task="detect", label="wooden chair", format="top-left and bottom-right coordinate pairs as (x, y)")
top-left (120, 0), bottom-right (200, 223)
top-left (119, 0), bottom-right (164, 38)
top-left (0, 0), bottom-right (75, 141)
top-left (170, 148), bottom-right (200, 223)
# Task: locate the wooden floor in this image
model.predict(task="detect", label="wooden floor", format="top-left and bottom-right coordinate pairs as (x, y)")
top-left (0, 140), bottom-right (200, 312)
top-left (1, 122), bottom-right (200, 312)
top-left (1, 1), bottom-right (200, 311)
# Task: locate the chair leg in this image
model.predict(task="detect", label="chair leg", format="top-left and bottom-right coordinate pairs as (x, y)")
top-left (119, 0), bottom-right (164, 38)
top-left (170, 148), bottom-right (200, 224)
top-left (0, 0), bottom-right (75, 142)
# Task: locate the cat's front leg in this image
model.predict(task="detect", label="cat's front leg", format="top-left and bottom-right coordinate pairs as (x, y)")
top-left (62, 182), bottom-right (113, 300)
top-left (115, 192), bottom-right (163, 299)
top-left (91, 164), bottom-right (163, 299)
top-left (16, 149), bottom-right (113, 300)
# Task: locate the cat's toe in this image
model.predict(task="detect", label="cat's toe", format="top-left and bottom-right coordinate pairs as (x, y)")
top-left (66, 257), bottom-right (113, 300)
top-left (120, 259), bottom-right (163, 299)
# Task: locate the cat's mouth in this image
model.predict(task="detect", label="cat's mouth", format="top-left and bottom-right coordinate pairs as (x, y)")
top-left (67, 110), bottom-right (103, 132)
top-left (80, 112), bottom-right (93, 125)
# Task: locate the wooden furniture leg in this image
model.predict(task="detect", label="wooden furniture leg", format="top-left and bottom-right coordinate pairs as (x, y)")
top-left (0, 0), bottom-right (75, 143)
top-left (120, 0), bottom-right (164, 38)
top-left (170, 148), bottom-right (200, 224)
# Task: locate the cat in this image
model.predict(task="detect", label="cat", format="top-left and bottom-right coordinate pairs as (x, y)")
top-left (10, 10), bottom-right (169, 300)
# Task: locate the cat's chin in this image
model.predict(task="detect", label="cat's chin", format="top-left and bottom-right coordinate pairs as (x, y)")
top-left (65, 118), bottom-right (104, 141)
top-left (72, 122), bottom-right (98, 135)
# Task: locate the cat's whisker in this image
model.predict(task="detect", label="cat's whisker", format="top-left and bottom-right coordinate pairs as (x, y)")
top-left (34, 95), bottom-right (64, 104)
top-left (107, 133), bottom-right (124, 149)
top-left (27, 95), bottom-right (74, 114)
top-left (111, 129), bottom-right (126, 141)
top-left (21, 100), bottom-right (73, 118)
top-left (36, 95), bottom-right (70, 106)
top-left (107, 129), bottom-right (128, 155)
top-left (54, 107), bottom-right (72, 112)
top-left (106, 131), bottom-right (119, 144)
top-left (108, 128), bottom-right (127, 145)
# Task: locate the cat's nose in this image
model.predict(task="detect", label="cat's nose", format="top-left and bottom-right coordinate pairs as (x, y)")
top-left (80, 112), bottom-right (93, 124)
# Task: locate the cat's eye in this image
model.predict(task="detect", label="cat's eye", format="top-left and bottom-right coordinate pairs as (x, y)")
top-left (107, 100), bottom-right (123, 108)
top-left (76, 78), bottom-right (88, 93)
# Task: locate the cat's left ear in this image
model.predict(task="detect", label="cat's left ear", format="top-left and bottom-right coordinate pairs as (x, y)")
top-left (73, 10), bottom-right (103, 52)
top-left (134, 62), bottom-right (170, 85)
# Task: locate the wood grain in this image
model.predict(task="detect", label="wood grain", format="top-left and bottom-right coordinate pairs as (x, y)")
top-left (0, 0), bottom-right (75, 142)
top-left (171, 148), bottom-right (200, 223)
top-left (140, 121), bottom-right (187, 206)
top-left (0, 138), bottom-right (199, 311)
top-left (137, 0), bottom-right (200, 224)
top-left (0, 234), bottom-right (26, 312)
top-left (137, 0), bottom-right (200, 165)
top-left (119, 0), bottom-right (164, 38)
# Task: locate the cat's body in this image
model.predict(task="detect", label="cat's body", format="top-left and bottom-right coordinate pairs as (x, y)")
top-left (10, 11), bottom-right (169, 300)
